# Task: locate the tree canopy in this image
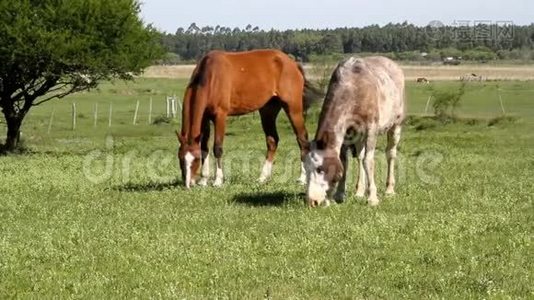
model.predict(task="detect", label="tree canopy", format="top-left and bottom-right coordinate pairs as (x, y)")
top-left (0, 0), bottom-right (163, 151)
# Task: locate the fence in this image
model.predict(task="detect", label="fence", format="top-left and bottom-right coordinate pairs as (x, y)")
top-left (42, 95), bottom-right (182, 132)
top-left (417, 86), bottom-right (534, 118)
top-left (1, 84), bottom-right (532, 138)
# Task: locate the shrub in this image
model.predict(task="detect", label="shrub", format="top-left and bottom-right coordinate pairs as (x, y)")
top-left (488, 116), bottom-right (519, 127)
top-left (157, 52), bottom-right (182, 65)
top-left (309, 60), bottom-right (336, 93)
top-left (152, 115), bottom-right (173, 125)
top-left (404, 115), bottom-right (440, 131)
top-left (432, 83), bottom-right (466, 120)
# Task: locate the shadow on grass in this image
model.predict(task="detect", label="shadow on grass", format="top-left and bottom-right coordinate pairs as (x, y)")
top-left (232, 191), bottom-right (304, 207)
top-left (113, 180), bottom-right (181, 192)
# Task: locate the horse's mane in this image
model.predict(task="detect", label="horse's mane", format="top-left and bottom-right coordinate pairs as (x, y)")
top-left (189, 55), bottom-right (210, 88)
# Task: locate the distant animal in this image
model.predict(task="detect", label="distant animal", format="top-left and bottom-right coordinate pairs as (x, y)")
top-left (177, 49), bottom-right (317, 188)
top-left (416, 77), bottom-right (430, 83)
top-left (461, 73), bottom-right (484, 82)
top-left (305, 56), bottom-right (406, 207)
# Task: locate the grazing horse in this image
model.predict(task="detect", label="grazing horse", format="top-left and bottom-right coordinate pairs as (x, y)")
top-left (177, 49), bottom-right (315, 188)
top-left (304, 56), bottom-right (406, 207)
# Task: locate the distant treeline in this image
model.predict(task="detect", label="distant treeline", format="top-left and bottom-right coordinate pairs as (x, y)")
top-left (158, 22), bottom-right (534, 63)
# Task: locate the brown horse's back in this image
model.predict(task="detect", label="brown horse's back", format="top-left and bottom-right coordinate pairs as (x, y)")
top-left (189, 49), bottom-right (305, 116)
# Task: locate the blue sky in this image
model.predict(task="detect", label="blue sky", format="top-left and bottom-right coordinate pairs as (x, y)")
top-left (140, 0), bottom-right (533, 33)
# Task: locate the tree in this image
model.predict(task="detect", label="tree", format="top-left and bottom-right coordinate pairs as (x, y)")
top-left (187, 22), bottom-right (200, 34)
top-left (0, 0), bottom-right (162, 152)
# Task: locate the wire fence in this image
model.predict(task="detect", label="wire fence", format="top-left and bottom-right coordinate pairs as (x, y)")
top-left (0, 86), bottom-right (532, 138)
top-left (60, 95), bottom-right (182, 131)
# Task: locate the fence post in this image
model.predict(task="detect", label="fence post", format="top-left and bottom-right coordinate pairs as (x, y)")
top-left (72, 102), bottom-right (77, 130)
top-left (176, 97), bottom-right (182, 117)
top-left (148, 97), bottom-right (153, 124)
top-left (133, 100), bottom-right (140, 125)
top-left (171, 97), bottom-right (177, 118)
top-left (498, 89), bottom-right (506, 115)
top-left (47, 108), bottom-right (55, 134)
top-left (108, 102), bottom-right (113, 127)
top-left (424, 95), bottom-right (432, 115)
top-left (173, 94), bottom-right (177, 118)
top-left (166, 97), bottom-right (170, 118)
top-left (93, 103), bottom-right (98, 128)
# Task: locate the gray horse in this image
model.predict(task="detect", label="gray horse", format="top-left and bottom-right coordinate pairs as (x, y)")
top-left (305, 56), bottom-right (406, 207)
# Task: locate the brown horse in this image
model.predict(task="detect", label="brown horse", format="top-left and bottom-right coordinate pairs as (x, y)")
top-left (177, 49), bottom-right (316, 188)
top-left (305, 56), bottom-right (406, 207)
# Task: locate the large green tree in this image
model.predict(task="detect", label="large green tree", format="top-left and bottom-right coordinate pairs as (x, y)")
top-left (0, 0), bottom-right (162, 151)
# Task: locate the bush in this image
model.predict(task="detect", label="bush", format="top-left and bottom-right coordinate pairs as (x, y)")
top-left (463, 46), bottom-right (497, 62)
top-left (404, 115), bottom-right (443, 131)
top-left (488, 116), bottom-right (519, 127)
top-left (496, 48), bottom-right (534, 61)
top-left (405, 115), bottom-right (483, 131)
top-left (432, 83), bottom-right (466, 120)
top-left (395, 51), bottom-right (425, 61)
top-left (310, 61), bottom-right (335, 93)
top-left (157, 52), bottom-right (183, 65)
top-left (152, 115), bottom-right (173, 125)
top-left (439, 47), bottom-right (463, 59)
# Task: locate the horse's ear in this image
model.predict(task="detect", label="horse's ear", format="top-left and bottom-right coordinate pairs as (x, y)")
top-left (175, 130), bottom-right (185, 144)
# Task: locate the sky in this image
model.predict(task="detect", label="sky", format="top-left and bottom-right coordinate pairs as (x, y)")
top-left (140, 0), bottom-right (533, 33)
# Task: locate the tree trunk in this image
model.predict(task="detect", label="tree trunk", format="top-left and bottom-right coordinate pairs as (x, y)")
top-left (4, 116), bottom-right (22, 152)
top-left (1, 94), bottom-right (33, 153)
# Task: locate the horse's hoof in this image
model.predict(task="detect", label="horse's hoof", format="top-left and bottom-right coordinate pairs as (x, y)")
top-left (367, 197), bottom-right (380, 206)
top-left (198, 178), bottom-right (209, 187)
top-left (333, 193), bottom-right (345, 203)
top-left (213, 180), bottom-right (223, 187)
top-left (258, 176), bottom-right (269, 184)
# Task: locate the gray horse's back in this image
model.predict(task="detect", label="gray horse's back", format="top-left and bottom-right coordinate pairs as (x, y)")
top-left (345, 56), bottom-right (405, 130)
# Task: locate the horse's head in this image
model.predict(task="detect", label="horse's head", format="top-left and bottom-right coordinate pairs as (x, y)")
top-left (304, 136), bottom-right (343, 208)
top-left (176, 131), bottom-right (201, 188)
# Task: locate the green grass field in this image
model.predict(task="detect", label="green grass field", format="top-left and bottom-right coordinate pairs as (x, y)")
top-left (1, 79), bottom-right (533, 298)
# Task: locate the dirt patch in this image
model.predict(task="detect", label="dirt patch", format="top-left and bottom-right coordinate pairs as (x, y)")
top-left (142, 64), bottom-right (534, 81)
top-left (142, 65), bottom-right (196, 79)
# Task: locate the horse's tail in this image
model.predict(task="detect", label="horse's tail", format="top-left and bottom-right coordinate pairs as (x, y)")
top-left (297, 64), bottom-right (324, 113)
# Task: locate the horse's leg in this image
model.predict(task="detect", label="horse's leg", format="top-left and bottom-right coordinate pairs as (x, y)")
top-left (385, 125), bottom-right (402, 195)
top-left (355, 140), bottom-right (366, 198)
top-left (334, 144), bottom-right (349, 203)
top-left (198, 116), bottom-right (211, 186)
top-left (281, 102), bottom-right (309, 185)
top-left (363, 128), bottom-right (379, 206)
top-left (258, 101), bottom-right (282, 183)
top-left (213, 112), bottom-right (227, 187)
